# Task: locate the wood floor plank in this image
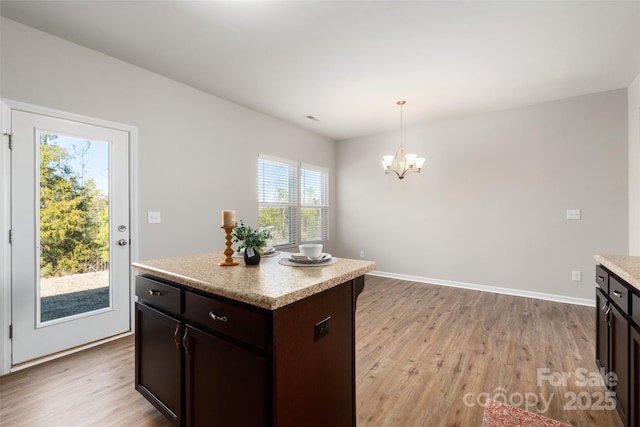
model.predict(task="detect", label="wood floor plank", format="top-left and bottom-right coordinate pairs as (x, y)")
top-left (0, 335), bottom-right (171, 427)
top-left (355, 276), bottom-right (622, 427)
top-left (0, 276), bottom-right (623, 426)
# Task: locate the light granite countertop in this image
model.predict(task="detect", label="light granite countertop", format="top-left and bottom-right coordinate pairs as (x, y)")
top-left (132, 251), bottom-right (376, 310)
top-left (595, 254), bottom-right (640, 292)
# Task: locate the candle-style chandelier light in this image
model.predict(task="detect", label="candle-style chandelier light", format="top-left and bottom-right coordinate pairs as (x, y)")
top-left (381, 100), bottom-right (425, 180)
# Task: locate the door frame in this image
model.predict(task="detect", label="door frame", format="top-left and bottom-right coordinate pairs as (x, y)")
top-left (0, 99), bottom-right (138, 375)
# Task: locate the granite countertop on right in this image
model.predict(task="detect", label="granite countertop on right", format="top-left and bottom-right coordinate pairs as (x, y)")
top-left (595, 254), bottom-right (640, 292)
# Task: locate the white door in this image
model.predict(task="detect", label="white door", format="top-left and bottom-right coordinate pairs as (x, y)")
top-left (11, 109), bottom-right (131, 365)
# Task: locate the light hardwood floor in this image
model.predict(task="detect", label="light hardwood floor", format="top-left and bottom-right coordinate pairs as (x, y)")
top-left (356, 276), bottom-right (621, 427)
top-left (0, 276), bottom-right (623, 427)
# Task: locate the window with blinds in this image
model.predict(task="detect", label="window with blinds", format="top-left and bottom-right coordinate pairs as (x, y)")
top-left (300, 163), bottom-right (329, 242)
top-left (258, 154), bottom-right (328, 248)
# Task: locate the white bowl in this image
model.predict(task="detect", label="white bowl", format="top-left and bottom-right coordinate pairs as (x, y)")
top-left (299, 243), bottom-right (323, 259)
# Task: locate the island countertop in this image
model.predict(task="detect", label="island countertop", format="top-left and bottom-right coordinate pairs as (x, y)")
top-left (132, 251), bottom-right (376, 310)
top-left (595, 254), bottom-right (640, 293)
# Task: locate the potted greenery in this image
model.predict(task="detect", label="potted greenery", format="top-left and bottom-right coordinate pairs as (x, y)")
top-left (232, 220), bottom-right (272, 265)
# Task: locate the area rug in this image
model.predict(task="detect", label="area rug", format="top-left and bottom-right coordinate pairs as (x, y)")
top-left (482, 399), bottom-right (571, 427)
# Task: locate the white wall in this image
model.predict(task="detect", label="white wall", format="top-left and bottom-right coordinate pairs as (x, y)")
top-left (629, 73), bottom-right (640, 255)
top-left (0, 17), bottom-right (337, 261)
top-left (0, 14), bottom-right (632, 304)
top-left (336, 90), bottom-right (628, 301)
top-left (0, 17), bottom-right (337, 372)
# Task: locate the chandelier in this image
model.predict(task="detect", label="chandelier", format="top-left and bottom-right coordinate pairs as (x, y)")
top-left (381, 100), bottom-right (425, 180)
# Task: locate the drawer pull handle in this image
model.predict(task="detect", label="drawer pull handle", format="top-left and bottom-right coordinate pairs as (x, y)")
top-left (597, 275), bottom-right (605, 282)
top-left (148, 290), bottom-right (162, 296)
top-left (613, 290), bottom-right (623, 298)
top-left (209, 312), bottom-right (228, 323)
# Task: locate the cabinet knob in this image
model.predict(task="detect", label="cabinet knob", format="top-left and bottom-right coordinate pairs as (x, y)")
top-left (597, 275), bottom-right (605, 282)
top-left (149, 290), bottom-right (162, 296)
top-left (613, 290), bottom-right (623, 298)
top-left (209, 312), bottom-right (228, 323)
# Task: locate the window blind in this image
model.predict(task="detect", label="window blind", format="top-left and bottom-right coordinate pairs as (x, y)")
top-left (300, 163), bottom-right (329, 242)
top-left (258, 155), bottom-right (298, 247)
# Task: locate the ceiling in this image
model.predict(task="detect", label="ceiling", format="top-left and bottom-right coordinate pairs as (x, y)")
top-left (1, 1), bottom-right (640, 141)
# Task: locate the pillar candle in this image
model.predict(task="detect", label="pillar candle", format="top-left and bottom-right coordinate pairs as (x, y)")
top-left (221, 210), bottom-right (235, 227)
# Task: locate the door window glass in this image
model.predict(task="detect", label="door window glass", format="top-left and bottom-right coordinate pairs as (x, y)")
top-left (39, 132), bottom-right (111, 323)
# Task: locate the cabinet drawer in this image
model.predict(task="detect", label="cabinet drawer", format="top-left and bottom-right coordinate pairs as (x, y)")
top-left (136, 276), bottom-right (182, 316)
top-left (609, 275), bottom-right (630, 315)
top-left (595, 265), bottom-right (608, 292)
top-left (184, 291), bottom-right (269, 350)
top-left (633, 293), bottom-right (640, 326)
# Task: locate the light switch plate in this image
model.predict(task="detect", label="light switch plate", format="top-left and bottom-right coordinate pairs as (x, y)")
top-left (566, 209), bottom-right (581, 220)
top-left (147, 211), bottom-right (161, 224)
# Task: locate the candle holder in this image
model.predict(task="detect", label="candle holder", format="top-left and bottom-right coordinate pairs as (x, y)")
top-left (219, 226), bottom-right (239, 266)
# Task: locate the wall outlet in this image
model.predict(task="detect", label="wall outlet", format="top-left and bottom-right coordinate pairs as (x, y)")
top-left (572, 270), bottom-right (582, 281)
top-left (314, 317), bottom-right (331, 341)
top-left (147, 211), bottom-right (161, 224)
top-left (360, 251), bottom-right (365, 258)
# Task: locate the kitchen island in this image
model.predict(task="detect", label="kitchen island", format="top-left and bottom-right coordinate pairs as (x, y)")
top-left (132, 251), bottom-right (376, 427)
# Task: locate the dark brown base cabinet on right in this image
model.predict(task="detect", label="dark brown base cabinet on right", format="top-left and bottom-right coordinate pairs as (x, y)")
top-left (596, 264), bottom-right (640, 427)
top-left (631, 326), bottom-right (640, 427)
top-left (596, 286), bottom-right (609, 374)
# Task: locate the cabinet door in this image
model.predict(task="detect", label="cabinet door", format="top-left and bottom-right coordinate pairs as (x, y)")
top-left (630, 326), bottom-right (640, 427)
top-left (596, 287), bottom-right (610, 375)
top-left (610, 302), bottom-right (629, 426)
top-left (135, 302), bottom-right (183, 426)
top-left (183, 325), bottom-right (268, 427)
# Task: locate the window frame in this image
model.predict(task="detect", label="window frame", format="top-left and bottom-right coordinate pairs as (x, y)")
top-left (258, 154), bottom-right (329, 249)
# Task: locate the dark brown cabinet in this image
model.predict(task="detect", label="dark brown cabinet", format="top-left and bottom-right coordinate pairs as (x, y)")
top-left (135, 274), bottom-right (364, 427)
top-left (630, 326), bottom-right (640, 427)
top-left (596, 265), bottom-right (636, 427)
top-left (135, 296), bottom-right (183, 425)
top-left (611, 301), bottom-right (629, 425)
top-left (183, 325), bottom-right (268, 426)
top-left (597, 286), bottom-right (609, 373)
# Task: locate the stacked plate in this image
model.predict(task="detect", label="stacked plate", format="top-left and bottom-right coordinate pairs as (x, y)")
top-left (288, 252), bottom-right (333, 264)
top-left (262, 247), bottom-right (277, 256)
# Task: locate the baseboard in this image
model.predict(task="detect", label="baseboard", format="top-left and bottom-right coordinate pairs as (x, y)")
top-left (368, 270), bottom-right (595, 307)
top-left (9, 332), bottom-right (133, 373)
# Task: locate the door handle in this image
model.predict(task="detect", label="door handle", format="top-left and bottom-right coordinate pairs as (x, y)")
top-left (117, 239), bottom-right (128, 246)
